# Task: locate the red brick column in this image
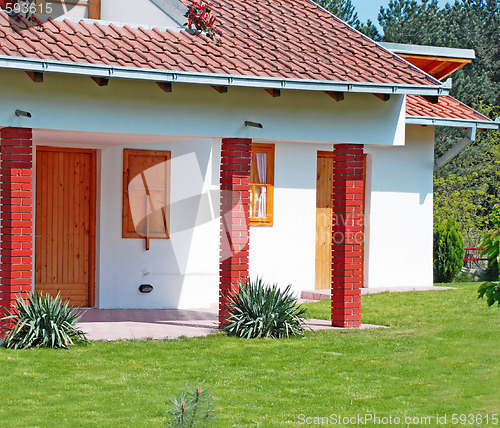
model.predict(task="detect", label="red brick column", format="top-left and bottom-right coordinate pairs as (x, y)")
top-left (219, 138), bottom-right (251, 326)
top-left (331, 143), bottom-right (364, 328)
top-left (0, 127), bottom-right (33, 335)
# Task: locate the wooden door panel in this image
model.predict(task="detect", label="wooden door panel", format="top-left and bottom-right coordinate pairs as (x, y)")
top-left (315, 152), bottom-right (334, 290)
top-left (35, 148), bottom-right (96, 307)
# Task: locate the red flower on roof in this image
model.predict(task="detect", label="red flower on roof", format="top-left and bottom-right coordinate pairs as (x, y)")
top-left (184, 1), bottom-right (222, 45)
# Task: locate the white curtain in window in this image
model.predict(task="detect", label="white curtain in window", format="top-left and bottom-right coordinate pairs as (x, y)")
top-left (255, 152), bottom-right (267, 218)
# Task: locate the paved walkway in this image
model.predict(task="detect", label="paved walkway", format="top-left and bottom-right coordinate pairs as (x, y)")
top-left (76, 307), bottom-right (385, 341)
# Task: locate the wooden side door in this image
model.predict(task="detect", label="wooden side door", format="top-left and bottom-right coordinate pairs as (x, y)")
top-left (315, 151), bottom-right (334, 289)
top-left (315, 151), bottom-right (367, 290)
top-left (35, 147), bottom-right (96, 307)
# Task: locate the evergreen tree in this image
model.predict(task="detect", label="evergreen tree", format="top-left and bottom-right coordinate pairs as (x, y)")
top-left (316, 0), bottom-right (360, 26)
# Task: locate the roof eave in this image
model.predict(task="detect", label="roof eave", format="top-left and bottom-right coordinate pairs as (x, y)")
top-left (0, 55), bottom-right (449, 96)
top-left (406, 116), bottom-right (498, 130)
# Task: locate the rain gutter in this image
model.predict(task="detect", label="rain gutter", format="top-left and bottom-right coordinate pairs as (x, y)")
top-left (0, 55), bottom-right (450, 96)
top-left (406, 116), bottom-right (498, 130)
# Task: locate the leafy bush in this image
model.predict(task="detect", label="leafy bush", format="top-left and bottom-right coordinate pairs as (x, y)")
top-left (433, 219), bottom-right (464, 283)
top-left (3, 292), bottom-right (88, 349)
top-left (223, 277), bottom-right (307, 339)
top-left (454, 271), bottom-right (474, 283)
top-left (478, 205), bottom-right (500, 307)
top-left (166, 386), bottom-right (213, 427)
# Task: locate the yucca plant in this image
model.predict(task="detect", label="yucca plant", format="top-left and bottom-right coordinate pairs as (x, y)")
top-left (3, 292), bottom-right (88, 349)
top-left (223, 277), bottom-right (307, 339)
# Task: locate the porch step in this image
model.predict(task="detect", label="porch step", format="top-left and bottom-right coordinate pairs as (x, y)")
top-left (300, 290), bottom-right (330, 301)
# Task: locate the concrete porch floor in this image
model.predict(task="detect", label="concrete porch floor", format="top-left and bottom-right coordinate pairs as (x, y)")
top-left (76, 305), bottom-right (385, 341)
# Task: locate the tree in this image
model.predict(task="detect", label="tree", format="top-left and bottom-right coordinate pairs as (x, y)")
top-left (378, 0), bottom-right (446, 46)
top-left (434, 219), bottom-right (464, 283)
top-left (478, 205), bottom-right (500, 307)
top-left (378, 0), bottom-right (500, 106)
top-left (377, 0), bottom-right (500, 248)
top-left (316, 0), bottom-right (360, 27)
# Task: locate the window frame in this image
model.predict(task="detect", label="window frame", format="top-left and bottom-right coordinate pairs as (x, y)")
top-left (122, 148), bottom-right (171, 240)
top-left (250, 143), bottom-right (274, 226)
top-left (35, 0), bottom-right (100, 19)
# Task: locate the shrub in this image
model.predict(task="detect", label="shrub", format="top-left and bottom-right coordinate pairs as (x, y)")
top-left (223, 277), bottom-right (307, 339)
top-left (166, 386), bottom-right (213, 427)
top-left (433, 219), bottom-right (464, 283)
top-left (454, 270), bottom-right (474, 283)
top-left (478, 205), bottom-right (500, 307)
top-left (3, 292), bottom-right (88, 349)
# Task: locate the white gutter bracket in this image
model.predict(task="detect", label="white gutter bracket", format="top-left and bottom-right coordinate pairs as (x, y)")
top-left (434, 127), bottom-right (476, 171)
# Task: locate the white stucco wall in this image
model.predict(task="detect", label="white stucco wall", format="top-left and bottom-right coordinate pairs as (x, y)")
top-left (0, 69), bottom-right (405, 147)
top-left (97, 139), bottom-right (222, 309)
top-left (100, 0), bottom-right (183, 28)
top-left (249, 142), bottom-right (327, 297)
top-left (364, 125), bottom-right (435, 289)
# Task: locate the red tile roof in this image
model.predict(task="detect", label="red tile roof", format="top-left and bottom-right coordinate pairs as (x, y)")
top-left (0, 0), bottom-right (441, 88)
top-left (406, 95), bottom-right (491, 123)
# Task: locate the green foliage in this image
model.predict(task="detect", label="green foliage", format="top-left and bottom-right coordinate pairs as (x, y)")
top-left (316, 0), bottom-right (360, 26)
top-left (454, 271), bottom-right (474, 283)
top-left (433, 173), bottom-right (489, 247)
top-left (379, 0), bottom-right (445, 45)
top-left (166, 386), bottom-right (213, 427)
top-left (478, 205), bottom-right (500, 307)
top-left (480, 205), bottom-right (500, 273)
top-left (434, 219), bottom-right (464, 283)
top-left (223, 277), bottom-right (307, 339)
top-left (433, 105), bottom-right (500, 246)
top-left (3, 292), bottom-right (88, 349)
top-left (376, 0), bottom-right (500, 245)
top-left (378, 1), bottom-right (500, 106)
top-left (477, 281), bottom-right (500, 306)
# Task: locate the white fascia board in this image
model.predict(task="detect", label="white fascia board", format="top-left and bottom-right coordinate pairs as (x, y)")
top-left (406, 116), bottom-right (498, 130)
top-left (380, 42), bottom-right (476, 60)
top-left (0, 55), bottom-right (449, 96)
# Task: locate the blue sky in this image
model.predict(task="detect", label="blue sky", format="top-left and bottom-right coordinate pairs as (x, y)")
top-left (351, 0), bottom-right (450, 27)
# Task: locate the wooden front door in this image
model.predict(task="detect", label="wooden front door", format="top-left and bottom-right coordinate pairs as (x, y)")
top-left (35, 147), bottom-right (96, 307)
top-left (315, 151), bottom-right (334, 289)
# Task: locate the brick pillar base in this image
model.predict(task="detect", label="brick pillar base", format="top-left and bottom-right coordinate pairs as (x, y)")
top-left (219, 138), bottom-right (251, 326)
top-left (0, 127), bottom-right (33, 336)
top-left (331, 144), bottom-right (364, 328)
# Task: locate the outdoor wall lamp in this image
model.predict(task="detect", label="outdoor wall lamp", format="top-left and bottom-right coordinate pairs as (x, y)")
top-left (244, 120), bottom-right (263, 128)
top-left (139, 284), bottom-right (154, 293)
top-left (15, 109), bottom-right (32, 118)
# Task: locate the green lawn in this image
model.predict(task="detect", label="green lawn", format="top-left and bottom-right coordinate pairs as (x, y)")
top-left (1, 283), bottom-right (498, 427)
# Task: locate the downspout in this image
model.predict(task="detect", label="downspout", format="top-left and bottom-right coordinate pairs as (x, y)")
top-left (434, 127), bottom-right (476, 171)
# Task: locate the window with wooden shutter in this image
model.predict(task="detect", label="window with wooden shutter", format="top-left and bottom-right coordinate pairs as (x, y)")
top-left (123, 149), bottom-right (171, 240)
top-left (250, 144), bottom-right (274, 226)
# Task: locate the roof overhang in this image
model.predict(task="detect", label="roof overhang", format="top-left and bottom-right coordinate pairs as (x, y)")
top-left (0, 54), bottom-right (450, 96)
top-left (380, 42), bottom-right (475, 81)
